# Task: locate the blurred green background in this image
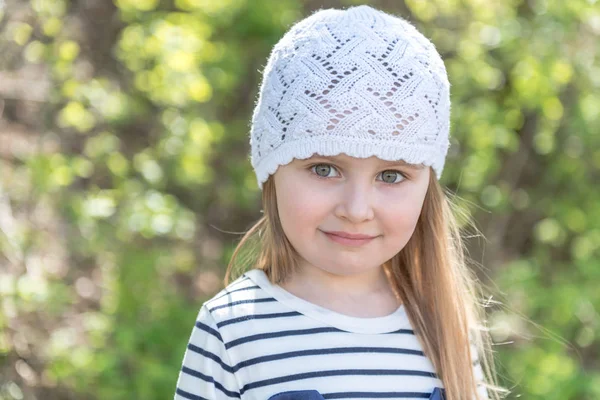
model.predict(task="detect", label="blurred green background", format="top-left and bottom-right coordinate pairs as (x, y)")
top-left (0, 0), bottom-right (598, 399)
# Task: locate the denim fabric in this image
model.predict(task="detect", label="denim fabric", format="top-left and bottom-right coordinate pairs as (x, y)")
top-left (428, 387), bottom-right (446, 400)
top-left (268, 390), bottom-right (326, 400)
top-left (267, 388), bottom-right (445, 400)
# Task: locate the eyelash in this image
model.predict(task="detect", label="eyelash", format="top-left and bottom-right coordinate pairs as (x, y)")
top-left (307, 163), bottom-right (408, 185)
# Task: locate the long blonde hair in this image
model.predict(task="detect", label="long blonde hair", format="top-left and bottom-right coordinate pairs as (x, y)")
top-left (225, 168), bottom-right (506, 400)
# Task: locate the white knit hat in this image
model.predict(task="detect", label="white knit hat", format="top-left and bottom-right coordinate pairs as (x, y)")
top-left (249, 5), bottom-right (451, 190)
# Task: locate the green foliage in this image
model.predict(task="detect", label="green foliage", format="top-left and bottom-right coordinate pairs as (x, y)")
top-left (0, 0), bottom-right (598, 399)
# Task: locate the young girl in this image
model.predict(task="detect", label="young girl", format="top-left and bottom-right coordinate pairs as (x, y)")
top-left (175, 5), bottom-right (503, 400)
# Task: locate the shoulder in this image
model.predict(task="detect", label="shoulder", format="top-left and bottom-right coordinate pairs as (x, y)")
top-left (202, 269), bottom-right (276, 327)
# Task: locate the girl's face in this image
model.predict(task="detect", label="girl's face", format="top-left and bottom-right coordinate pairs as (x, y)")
top-left (273, 153), bottom-right (430, 280)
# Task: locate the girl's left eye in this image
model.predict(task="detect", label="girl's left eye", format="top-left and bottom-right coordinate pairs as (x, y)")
top-left (379, 169), bottom-right (406, 184)
top-left (308, 163), bottom-right (407, 184)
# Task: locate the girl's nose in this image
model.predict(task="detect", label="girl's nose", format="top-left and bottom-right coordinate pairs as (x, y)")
top-left (334, 182), bottom-right (375, 223)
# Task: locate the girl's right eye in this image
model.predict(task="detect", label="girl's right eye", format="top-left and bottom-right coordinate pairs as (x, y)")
top-left (309, 163), bottom-right (340, 179)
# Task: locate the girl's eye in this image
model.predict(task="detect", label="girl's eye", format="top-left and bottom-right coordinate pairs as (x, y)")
top-left (308, 163), bottom-right (407, 184)
top-left (379, 169), bottom-right (406, 184)
top-left (310, 163), bottom-right (340, 178)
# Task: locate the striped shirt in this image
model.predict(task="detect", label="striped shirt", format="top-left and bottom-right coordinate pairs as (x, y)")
top-left (174, 269), bottom-right (488, 400)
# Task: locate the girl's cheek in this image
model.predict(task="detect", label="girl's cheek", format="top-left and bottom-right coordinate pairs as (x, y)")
top-left (288, 192), bottom-right (335, 223)
top-left (293, 190), bottom-right (330, 212)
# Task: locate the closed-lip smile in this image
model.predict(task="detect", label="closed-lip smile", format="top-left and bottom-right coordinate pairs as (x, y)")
top-left (322, 230), bottom-right (378, 240)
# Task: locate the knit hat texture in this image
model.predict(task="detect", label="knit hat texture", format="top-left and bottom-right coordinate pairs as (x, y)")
top-left (249, 5), bottom-right (451, 190)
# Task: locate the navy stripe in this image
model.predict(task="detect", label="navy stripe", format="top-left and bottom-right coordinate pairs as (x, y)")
top-left (218, 311), bottom-right (302, 328)
top-left (181, 366), bottom-right (240, 398)
top-left (392, 329), bottom-right (415, 335)
top-left (323, 392), bottom-right (431, 399)
top-left (232, 347), bottom-right (425, 372)
top-left (195, 321), bottom-right (223, 341)
top-left (211, 285), bottom-right (260, 302)
top-left (187, 343), bottom-right (234, 373)
top-left (225, 327), bottom-right (340, 349)
top-left (225, 327), bottom-right (414, 349)
top-left (208, 298), bottom-right (277, 312)
top-left (240, 369), bottom-right (437, 394)
top-left (175, 387), bottom-right (208, 400)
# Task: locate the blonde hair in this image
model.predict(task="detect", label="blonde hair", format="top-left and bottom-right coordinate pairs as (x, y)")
top-left (225, 168), bottom-right (506, 400)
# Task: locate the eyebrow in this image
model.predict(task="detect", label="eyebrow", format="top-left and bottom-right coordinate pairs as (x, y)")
top-left (305, 156), bottom-right (425, 170)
